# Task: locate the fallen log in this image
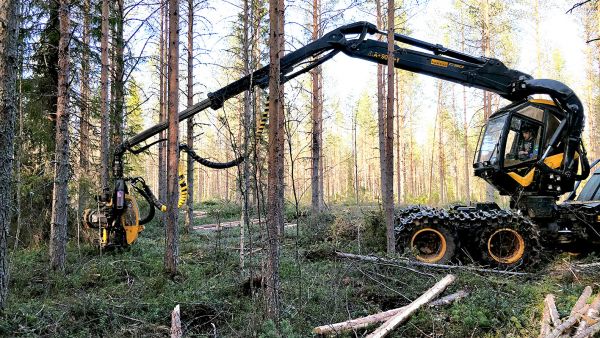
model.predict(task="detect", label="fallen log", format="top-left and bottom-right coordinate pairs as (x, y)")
top-left (545, 294), bottom-right (561, 328)
top-left (571, 286), bottom-right (593, 316)
top-left (312, 306), bottom-right (408, 335)
top-left (365, 274), bottom-right (456, 338)
top-left (312, 289), bottom-right (468, 335)
top-left (544, 313), bottom-right (581, 338)
top-left (539, 297), bottom-right (552, 338)
top-left (574, 262), bottom-right (600, 269)
top-left (575, 293), bottom-right (600, 336)
top-left (428, 290), bottom-right (469, 307)
top-left (336, 251), bottom-right (529, 276)
top-left (573, 321), bottom-right (600, 338)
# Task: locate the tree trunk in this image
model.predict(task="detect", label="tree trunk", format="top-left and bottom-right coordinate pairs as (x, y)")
top-left (482, 0), bottom-right (494, 202)
top-left (310, 0), bottom-right (324, 214)
top-left (462, 86), bottom-right (470, 203)
top-left (158, 1), bottom-right (168, 227)
top-left (164, 0), bottom-right (179, 277)
top-left (384, 0), bottom-right (395, 255)
top-left (376, 0), bottom-right (386, 206)
top-left (112, 0), bottom-right (125, 147)
top-left (277, 0), bottom-right (286, 237)
top-left (266, 0), bottom-right (283, 325)
top-left (100, 0), bottom-right (110, 197)
top-left (185, 0), bottom-right (194, 234)
top-left (437, 81), bottom-right (445, 205)
top-left (78, 0), bottom-right (91, 214)
top-left (239, 0), bottom-right (254, 270)
top-left (50, 0), bottom-right (70, 271)
top-left (0, 0), bottom-right (18, 308)
top-left (428, 86), bottom-right (439, 202)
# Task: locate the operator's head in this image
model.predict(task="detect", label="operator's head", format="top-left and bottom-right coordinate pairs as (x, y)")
top-left (522, 127), bottom-right (533, 140)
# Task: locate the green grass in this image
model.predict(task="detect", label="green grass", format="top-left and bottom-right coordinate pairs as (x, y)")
top-left (2, 203), bottom-right (600, 337)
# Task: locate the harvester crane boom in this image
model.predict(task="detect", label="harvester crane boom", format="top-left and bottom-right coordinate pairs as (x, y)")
top-left (114, 21), bottom-right (586, 182)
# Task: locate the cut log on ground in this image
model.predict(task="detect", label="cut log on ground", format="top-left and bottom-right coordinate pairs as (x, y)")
top-left (428, 290), bottom-right (469, 307)
top-left (545, 294), bottom-right (560, 328)
top-left (571, 286), bottom-right (593, 316)
top-left (573, 321), bottom-right (600, 338)
top-left (539, 296), bottom-right (552, 338)
top-left (544, 313), bottom-right (581, 338)
top-left (171, 304), bottom-right (182, 338)
top-left (336, 251), bottom-right (529, 276)
top-left (365, 274), bottom-right (456, 338)
top-left (575, 293), bottom-right (600, 336)
top-left (313, 288), bottom-right (468, 335)
top-left (312, 306), bottom-right (408, 335)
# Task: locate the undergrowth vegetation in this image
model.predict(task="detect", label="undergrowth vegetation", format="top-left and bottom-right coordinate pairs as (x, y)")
top-left (2, 202), bottom-right (599, 337)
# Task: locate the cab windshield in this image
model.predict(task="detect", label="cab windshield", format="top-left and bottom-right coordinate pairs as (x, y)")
top-left (475, 115), bottom-right (507, 165)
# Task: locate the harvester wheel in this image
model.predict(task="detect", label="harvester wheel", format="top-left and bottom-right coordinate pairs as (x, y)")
top-left (400, 225), bottom-right (456, 264)
top-left (479, 214), bottom-right (541, 269)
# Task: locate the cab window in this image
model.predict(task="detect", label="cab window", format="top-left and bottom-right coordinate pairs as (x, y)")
top-left (476, 115), bottom-right (507, 165)
top-left (504, 116), bottom-right (542, 167)
top-left (518, 105), bottom-right (544, 122)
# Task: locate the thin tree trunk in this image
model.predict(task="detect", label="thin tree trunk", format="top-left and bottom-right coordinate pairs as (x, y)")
top-left (396, 71), bottom-right (403, 203)
top-left (266, 0), bottom-right (283, 325)
top-left (164, 0), bottom-right (179, 276)
top-left (239, 0), bottom-right (253, 270)
top-left (428, 85), bottom-right (439, 202)
top-left (310, 0), bottom-right (324, 214)
top-left (277, 0), bottom-right (286, 237)
top-left (100, 0), bottom-right (110, 197)
top-left (384, 0), bottom-right (395, 255)
top-left (459, 9), bottom-right (470, 204)
top-left (113, 0), bottom-right (125, 147)
top-left (376, 0), bottom-right (386, 205)
top-left (0, 0), bottom-right (18, 308)
top-left (353, 112), bottom-right (359, 206)
top-left (50, 0), bottom-right (70, 271)
top-left (78, 0), bottom-right (91, 214)
top-left (185, 0), bottom-right (194, 234)
top-left (482, 0), bottom-right (494, 202)
top-left (437, 81), bottom-right (445, 205)
top-left (14, 12), bottom-right (23, 250)
top-left (158, 1), bottom-right (168, 227)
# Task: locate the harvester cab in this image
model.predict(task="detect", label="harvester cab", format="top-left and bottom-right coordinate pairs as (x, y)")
top-left (473, 98), bottom-right (589, 200)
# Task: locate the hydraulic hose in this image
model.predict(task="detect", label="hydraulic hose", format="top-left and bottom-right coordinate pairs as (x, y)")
top-left (179, 144), bottom-right (244, 169)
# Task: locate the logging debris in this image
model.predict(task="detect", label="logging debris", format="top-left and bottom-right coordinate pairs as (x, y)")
top-left (539, 287), bottom-right (600, 338)
top-left (336, 251), bottom-right (530, 276)
top-left (313, 274), bottom-right (460, 336)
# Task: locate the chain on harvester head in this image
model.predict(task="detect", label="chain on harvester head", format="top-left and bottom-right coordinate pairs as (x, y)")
top-left (256, 95), bottom-right (269, 139)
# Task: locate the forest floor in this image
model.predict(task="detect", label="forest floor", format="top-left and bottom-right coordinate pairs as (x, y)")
top-left (2, 202), bottom-right (600, 337)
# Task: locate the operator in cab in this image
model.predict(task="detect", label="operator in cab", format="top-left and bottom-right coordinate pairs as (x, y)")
top-left (517, 126), bottom-right (536, 160)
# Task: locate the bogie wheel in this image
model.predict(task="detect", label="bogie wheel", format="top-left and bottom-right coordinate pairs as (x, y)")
top-left (401, 225), bottom-right (456, 264)
top-left (479, 213), bottom-right (541, 269)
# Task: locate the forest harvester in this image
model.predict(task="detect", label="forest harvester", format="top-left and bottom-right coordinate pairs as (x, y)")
top-left (83, 21), bottom-right (600, 269)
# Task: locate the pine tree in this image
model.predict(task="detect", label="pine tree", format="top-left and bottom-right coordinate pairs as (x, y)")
top-left (0, 0), bottom-right (19, 308)
top-left (49, 0), bottom-right (70, 271)
top-left (266, 0), bottom-right (283, 325)
top-left (165, 0), bottom-right (180, 277)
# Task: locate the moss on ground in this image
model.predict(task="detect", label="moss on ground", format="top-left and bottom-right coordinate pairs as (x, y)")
top-left (2, 204), bottom-right (599, 337)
